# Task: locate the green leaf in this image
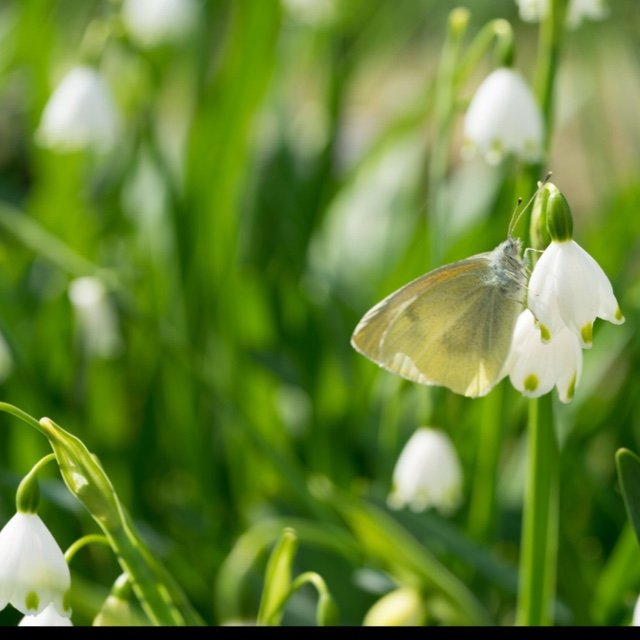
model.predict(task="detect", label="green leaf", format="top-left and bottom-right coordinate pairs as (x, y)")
top-left (257, 528), bottom-right (298, 626)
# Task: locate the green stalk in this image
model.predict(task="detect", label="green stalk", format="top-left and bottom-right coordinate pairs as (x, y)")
top-left (427, 7), bottom-right (469, 267)
top-left (515, 1), bottom-right (566, 625)
top-left (516, 395), bottom-right (558, 625)
top-left (468, 385), bottom-right (503, 543)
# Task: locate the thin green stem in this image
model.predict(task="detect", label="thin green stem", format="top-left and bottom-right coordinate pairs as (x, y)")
top-left (427, 8), bottom-right (469, 267)
top-left (468, 386), bottom-right (503, 543)
top-left (516, 395), bottom-right (558, 625)
top-left (65, 534), bottom-right (111, 564)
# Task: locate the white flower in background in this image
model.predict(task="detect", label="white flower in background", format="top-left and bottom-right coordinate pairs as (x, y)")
top-left (388, 427), bottom-right (463, 514)
top-left (463, 67), bottom-right (544, 165)
top-left (515, 0), bottom-right (608, 28)
top-left (281, 0), bottom-right (337, 27)
top-left (68, 277), bottom-right (123, 359)
top-left (0, 513), bottom-right (71, 617)
top-left (566, 0), bottom-right (609, 27)
top-left (122, 0), bottom-right (198, 48)
top-left (528, 239), bottom-right (624, 348)
top-left (516, 0), bottom-right (549, 22)
top-left (19, 604), bottom-right (73, 626)
top-left (363, 587), bottom-right (425, 626)
top-left (504, 309), bottom-right (582, 403)
top-left (37, 66), bottom-right (120, 153)
top-left (0, 329), bottom-right (13, 383)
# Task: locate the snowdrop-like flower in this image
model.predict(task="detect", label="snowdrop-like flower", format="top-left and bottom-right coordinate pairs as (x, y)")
top-left (122, 0), bottom-right (198, 48)
top-left (19, 604), bottom-right (73, 626)
top-left (388, 427), bottom-right (463, 514)
top-left (68, 277), bottom-right (123, 359)
top-left (515, 0), bottom-right (608, 28)
top-left (37, 66), bottom-right (120, 153)
top-left (0, 512), bottom-right (71, 616)
top-left (504, 309), bottom-right (582, 403)
top-left (463, 68), bottom-right (544, 165)
top-left (528, 239), bottom-right (624, 348)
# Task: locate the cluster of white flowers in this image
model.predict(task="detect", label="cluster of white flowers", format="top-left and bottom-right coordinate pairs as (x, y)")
top-left (505, 186), bottom-right (624, 403)
top-left (0, 512), bottom-right (72, 626)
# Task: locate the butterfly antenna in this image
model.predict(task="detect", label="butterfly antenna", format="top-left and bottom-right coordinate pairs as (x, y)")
top-left (507, 171), bottom-right (552, 237)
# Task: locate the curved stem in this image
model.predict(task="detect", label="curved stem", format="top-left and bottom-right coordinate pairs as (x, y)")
top-left (65, 534), bottom-right (111, 564)
top-left (0, 401), bottom-right (48, 435)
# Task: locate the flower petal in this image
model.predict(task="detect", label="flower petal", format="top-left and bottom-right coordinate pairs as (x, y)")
top-left (0, 513), bottom-right (71, 616)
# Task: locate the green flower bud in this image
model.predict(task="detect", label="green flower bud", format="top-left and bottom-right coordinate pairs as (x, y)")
top-left (544, 183), bottom-right (573, 242)
top-left (38, 418), bottom-right (122, 530)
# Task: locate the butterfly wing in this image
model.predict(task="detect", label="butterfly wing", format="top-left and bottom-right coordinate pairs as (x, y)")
top-left (351, 254), bottom-right (523, 397)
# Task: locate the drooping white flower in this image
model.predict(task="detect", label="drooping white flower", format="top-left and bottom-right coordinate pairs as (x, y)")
top-left (463, 67), bottom-right (544, 165)
top-left (122, 0), bottom-right (198, 48)
top-left (68, 277), bottom-right (123, 359)
top-left (515, 0), bottom-right (608, 28)
top-left (19, 603), bottom-right (73, 626)
top-left (37, 66), bottom-right (120, 153)
top-left (527, 239), bottom-right (624, 348)
top-left (0, 513), bottom-right (71, 617)
top-left (504, 309), bottom-right (582, 403)
top-left (387, 427), bottom-right (463, 514)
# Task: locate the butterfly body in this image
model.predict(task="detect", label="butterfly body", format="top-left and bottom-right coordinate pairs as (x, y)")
top-left (351, 237), bottom-right (526, 397)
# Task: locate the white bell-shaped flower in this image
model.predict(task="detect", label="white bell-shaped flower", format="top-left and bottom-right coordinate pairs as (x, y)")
top-left (463, 67), bottom-right (544, 165)
top-left (504, 309), bottom-right (582, 403)
top-left (37, 66), bottom-right (120, 153)
top-left (515, 0), bottom-right (608, 28)
top-left (528, 239), bottom-right (624, 348)
top-left (122, 0), bottom-right (198, 48)
top-left (19, 603), bottom-right (73, 626)
top-left (0, 513), bottom-right (71, 616)
top-left (68, 277), bottom-right (123, 359)
top-left (387, 427), bottom-right (463, 514)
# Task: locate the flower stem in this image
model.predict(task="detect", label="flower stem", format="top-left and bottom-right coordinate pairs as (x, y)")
top-left (468, 385), bottom-right (504, 543)
top-left (65, 534), bottom-right (111, 564)
top-left (516, 395), bottom-right (558, 625)
top-left (427, 7), bottom-right (469, 267)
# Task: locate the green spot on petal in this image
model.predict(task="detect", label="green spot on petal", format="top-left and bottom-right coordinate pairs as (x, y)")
top-left (25, 590), bottom-right (39, 611)
top-left (615, 307), bottom-right (625, 323)
top-left (539, 324), bottom-right (551, 343)
top-left (524, 374), bottom-right (539, 392)
top-left (581, 323), bottom-right (593, 346)
top-left (565, 373), bottom-right (577, 401)
top-left (63, 590), bottom-right (72, 613)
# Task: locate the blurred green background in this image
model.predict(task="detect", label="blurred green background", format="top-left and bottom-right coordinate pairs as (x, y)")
top-left (0, 0), bottom-right (639, 626)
